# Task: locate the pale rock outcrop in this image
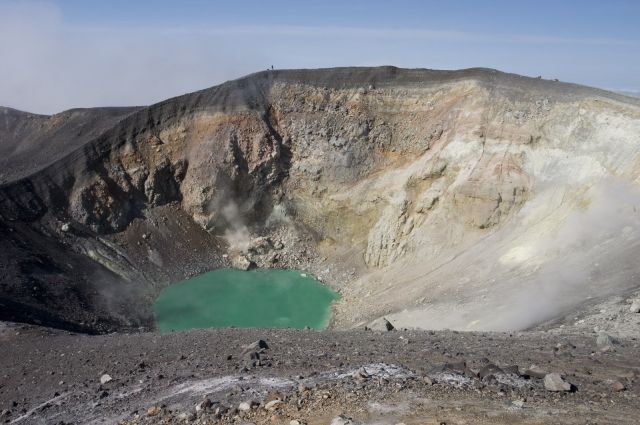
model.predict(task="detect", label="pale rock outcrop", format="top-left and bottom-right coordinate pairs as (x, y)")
top-left (365, 198), bottom-right (410, 267)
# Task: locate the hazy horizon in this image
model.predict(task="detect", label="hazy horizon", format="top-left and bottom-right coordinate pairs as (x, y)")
top-left (1, 0), bottom-right (639, 114)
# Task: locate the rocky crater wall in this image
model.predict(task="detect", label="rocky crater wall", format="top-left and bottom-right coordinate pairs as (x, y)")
top-left (1, 67), bottom-right (640, 333)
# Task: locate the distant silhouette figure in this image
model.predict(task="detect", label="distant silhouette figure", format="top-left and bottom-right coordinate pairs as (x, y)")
top-left (271, 65), bottom-right (274, 70)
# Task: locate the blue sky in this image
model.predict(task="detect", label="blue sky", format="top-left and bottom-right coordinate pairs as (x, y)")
top-left (1, 0), bottom-right (639, 113)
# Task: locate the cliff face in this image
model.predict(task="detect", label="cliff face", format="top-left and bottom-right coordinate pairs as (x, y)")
top-left (2, 67), bottom-right (640, 332)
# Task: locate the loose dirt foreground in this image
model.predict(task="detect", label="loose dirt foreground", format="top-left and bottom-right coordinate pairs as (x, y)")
top-left (1, 322), bottom-right (638, 424)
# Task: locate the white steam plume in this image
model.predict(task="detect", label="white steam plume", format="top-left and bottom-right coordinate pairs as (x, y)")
top-left (221, 201), bottom-right (251, 253)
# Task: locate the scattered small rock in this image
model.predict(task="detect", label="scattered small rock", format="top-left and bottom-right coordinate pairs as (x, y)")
top-left (501, 365), bottom-right (520, 375)
top-left (611, 381), bottom-right (626, 392)
top-left (99, 374), bottom-right (112, 385)
top-left (264, 399), bottom-right (282, 411)
top-left (443, 361), bottom-right (468, 375)
top-left (247, 237), bottom-right (273, 255)
top-left (352, 367), bottom-right (369, 381)
top-left (511, 399), bottom-right (525, 408)
top-left (368, 317), bottom-right (395, 331)
top-left (298, 383), bottom-right (311, 393)
top-left (630, 300), bottom-right (640, 313)
top-left (243, 339), bottom-right (269, 352)
top-left (479, 364), bottom-right (503, 380)
top-left (523, 365), bottom-right (547, 379)
top-left (422, 375), bottom-right (433, 385)
top-left (265, 391), bottom-right (284, 402)
top-left (146, 406), bottom-right (162, 416)
top-left (596, 331), bottom-right (617, 351)
top-left (241, 339), bottom-right (270, 367)
top-left (331, 415), bottom-right (356, 425)
top-left (195, 398), bottom-right (213, 412)
top-left (238, 401), bottom-right (257, 412)
top-left (544, 373), bottom-right (572, 392)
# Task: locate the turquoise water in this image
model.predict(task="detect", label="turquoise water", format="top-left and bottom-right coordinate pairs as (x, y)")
top-left (154, 268), bottom-right (339, 332)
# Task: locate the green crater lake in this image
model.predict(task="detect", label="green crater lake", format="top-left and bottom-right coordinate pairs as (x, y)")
top-left (154, 268), bottom-right (339, 332)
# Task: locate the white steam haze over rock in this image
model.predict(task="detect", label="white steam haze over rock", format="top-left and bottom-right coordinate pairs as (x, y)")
top-left (381, 178), bottom-right (640, 332)
top-left (477, 179), bottom-right (640, 331)
top-left (221, 201), bottom-right (251, 253)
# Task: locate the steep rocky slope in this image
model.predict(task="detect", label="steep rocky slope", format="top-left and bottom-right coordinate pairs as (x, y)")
top-left (1, 67), bottom-right (640, 333)
top-left (0, 106), bottom-right (142, 183)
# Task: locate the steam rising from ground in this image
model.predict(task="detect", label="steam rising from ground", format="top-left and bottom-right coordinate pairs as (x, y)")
top-left (90, 267), bottom-right (150, 328)
top-left (208, 195), bottom-right (290, 253)
top-left (495, 179), bottom-right (640, 330)
top-left (202, 192), bottom-right (252, 253)
top-left (388, 179), bottom-right (640, 331)
top-left (221, 202), bottom-right (251, 253)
